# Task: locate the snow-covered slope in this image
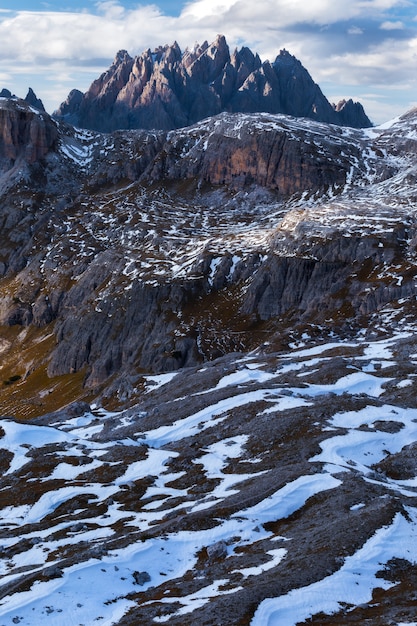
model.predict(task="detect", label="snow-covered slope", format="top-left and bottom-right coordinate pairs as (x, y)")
top-left (2, 321), bottom-right (417, 625)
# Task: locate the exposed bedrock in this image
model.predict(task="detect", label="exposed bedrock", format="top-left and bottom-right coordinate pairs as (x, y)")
top-left (42, 227), bottom-right (417, 386)
top-left (0, 99), bottom-right (58, 171)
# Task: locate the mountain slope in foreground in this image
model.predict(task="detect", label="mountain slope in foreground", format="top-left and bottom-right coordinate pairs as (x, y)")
top-left (1, 99), bottom-right (417, 624)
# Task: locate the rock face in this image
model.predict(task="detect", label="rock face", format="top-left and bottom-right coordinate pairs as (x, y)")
top-left (131, 113), bottom-right (360, 195)
top-left (54, 88), bottom-right (83, 126)
top-left (3, 100), bottom-right (417, 626)
top-left (0, 96), bottom-right (415, 416)
top-left (0, 98), bottom-right (58, 170)
top-left (24, 87), bottom-right (46, 112)
top-left (54, 35), bottom-right (372, 132)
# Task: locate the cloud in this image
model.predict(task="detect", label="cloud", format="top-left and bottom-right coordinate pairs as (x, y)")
top-left (0, 0), bottom-right (415, 123)
top-left (348, 26), bottom-right (364, 35)
top-left (380, 20), bottom-right (404, 29)
top-left (0, 0), bottom-right (411, 63)
top-left (180, 0), bottom-right (410, 29)
top-left (95, 0), bottom-right (127, 19)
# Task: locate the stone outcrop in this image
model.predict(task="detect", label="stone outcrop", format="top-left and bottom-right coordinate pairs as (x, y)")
top-left (24, 87), bottom-right (46, 112)
top-left (88, 112), bottom-right (363, 198)
top-left (53, 88), bottom-right (83, 126)
top-left (54, 35), bottom-right (372, 132)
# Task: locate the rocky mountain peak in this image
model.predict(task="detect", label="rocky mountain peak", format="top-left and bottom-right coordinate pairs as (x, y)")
top-left (274, 47), bottom-right (300, 65)
top-left (0, 88), bottom-right (13, 98)
top-left (54, 35), bottom-right (372, 132)
top-left (208, 33), bottom-right (229, 57)
top-left (333, 97), bottom-right (371, 127)
top-left (25, 87), bottom-right (46, 112)
top-left (55, 88), bottom-right (84, 126)
top-left (114, 48), bottom-right (132, 64)
top-left (1, 86), bottom-right (45, 112)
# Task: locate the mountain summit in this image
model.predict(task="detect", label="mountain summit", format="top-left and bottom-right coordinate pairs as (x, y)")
top-left (54, 35), bottom-right (372, 132)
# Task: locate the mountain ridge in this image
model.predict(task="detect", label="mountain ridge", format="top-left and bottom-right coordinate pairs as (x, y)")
top-left (53, 35), bottom-right (372, 132)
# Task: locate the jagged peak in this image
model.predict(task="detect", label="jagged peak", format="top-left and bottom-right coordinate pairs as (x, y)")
top-left (158, 40), bottom-right (182, 64)
top-left (214, 33), bottom-right (227, 47)
top-left (273, 48), bottom-right (304, 70)
top-left (113, 49), bottom-right (132, 64)
top-left (53, 35), bottom-right (372, 132)
top-left (0, 88), bottom-right (13, 99)
top-left (333, 98), bottom-right (349, 111)
top-left (25, 87), bottom-right (45, 112)
top-left (0, 88), bottom-right (46, 114)
top-left (200, 40), bottom-right (209, 53)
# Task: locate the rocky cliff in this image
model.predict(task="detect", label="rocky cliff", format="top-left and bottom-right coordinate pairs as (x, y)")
top-left (54, 35), bottom-right (372, 132)
top-left (0, 98), bottom-right (57, 172)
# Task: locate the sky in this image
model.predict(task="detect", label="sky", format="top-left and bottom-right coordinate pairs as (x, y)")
top-left (0, 1), bottom-right (416, 124)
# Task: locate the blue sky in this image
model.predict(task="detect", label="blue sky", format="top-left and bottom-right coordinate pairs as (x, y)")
top-left (1, 1), bottom-right (416, 124)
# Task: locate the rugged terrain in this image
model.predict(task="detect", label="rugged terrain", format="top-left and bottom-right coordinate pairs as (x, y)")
top-left (54, 35), bottom-right (371, 132)
top-left (1, 94), bottom-right (417, 625)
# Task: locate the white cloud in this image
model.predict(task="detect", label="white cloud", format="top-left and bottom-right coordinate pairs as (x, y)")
top-left (348, 26), bottom-right (364, 35)
top-left (95, 1), bottom-right (127, 19)
top-left (0, 1), bottom-right (410, 63)
top-left (0, 0), bottom-right (415, 123)
top-left (380, 20), bottom-right (404, 29)
top-left (179, 0), bottom-right (408, 28)
top-left (181, 0), bottom-right (238, 19)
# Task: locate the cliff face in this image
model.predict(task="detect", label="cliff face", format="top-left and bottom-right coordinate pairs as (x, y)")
top-left (54, 35), bottom-right (372, 132)
top-left (0, 98), bottom-right (58, 171)
top-left (0, 97), bottom-right (415, 415)
top-left (133, 113), bottom-right (361, 195)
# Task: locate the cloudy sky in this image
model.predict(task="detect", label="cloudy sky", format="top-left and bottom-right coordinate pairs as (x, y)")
top-left (0, 0), bottom-right (416, 124)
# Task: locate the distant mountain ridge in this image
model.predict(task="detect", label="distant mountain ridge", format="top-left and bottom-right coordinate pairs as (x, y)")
top-left (54, 34), bottom-right (372, 132)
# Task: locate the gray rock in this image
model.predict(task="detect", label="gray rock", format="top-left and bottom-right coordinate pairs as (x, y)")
top-left (41, 566), bottom-right (64, 579)
top-left (133, 571), bottom-right (151, 586)
top-left (206, 540), bottom-right (228, 561)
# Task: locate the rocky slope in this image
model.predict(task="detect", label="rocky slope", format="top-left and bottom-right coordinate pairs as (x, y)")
top-left (54, 35), bottom-right (371, 132)
top-left (0, 97), bottom-right (415, 415)
top-left (1, 97), bottom-right (417, 624)
top-left (1, 318), bottom-right (417, 626)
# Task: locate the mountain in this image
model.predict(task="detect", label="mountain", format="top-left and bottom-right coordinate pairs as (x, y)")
top-left (0, 87), bottom-right (45, 112)
top-left (1, 97), bottom-right (417, 624)
top-left (53, 35), bottom-right (372, 132)
top-left (0, 97), bottom-right (395, 412)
